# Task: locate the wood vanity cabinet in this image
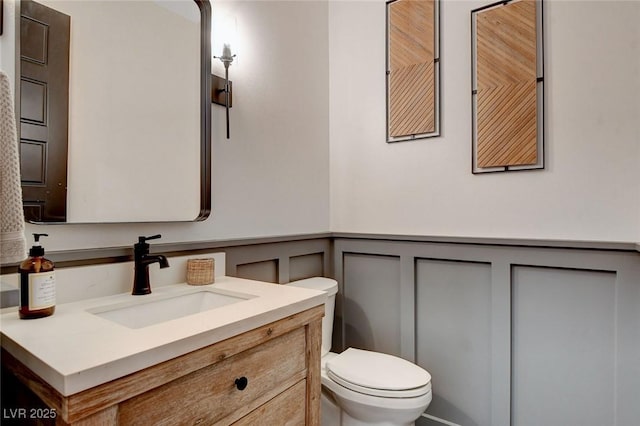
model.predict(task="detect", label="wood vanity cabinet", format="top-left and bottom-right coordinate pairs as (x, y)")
top-left (1, 305), bottom-right (324, 425)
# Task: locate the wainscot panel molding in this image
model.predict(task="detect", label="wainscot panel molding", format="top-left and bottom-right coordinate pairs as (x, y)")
top-left (2, 232), bottom-right (636, 276)
top-left (224, 238), bottom-right (332, 284)
top-left (331, 232), bottom-right (640, 252)
top-left (0, 233), bottom-right (333, 276)
top-left (0, 234), bottom-right (333, 306)
top-left (332, 235), bottom-right (640, 426)
top-left (1, 232), bottom-right (637, 426)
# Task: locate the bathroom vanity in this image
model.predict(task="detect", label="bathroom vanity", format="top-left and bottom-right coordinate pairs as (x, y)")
top-left (0, 277), bottom-right (325, 425)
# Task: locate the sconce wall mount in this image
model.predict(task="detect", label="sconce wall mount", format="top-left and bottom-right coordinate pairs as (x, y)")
top-left (211, 74), bottom-right (232, 107)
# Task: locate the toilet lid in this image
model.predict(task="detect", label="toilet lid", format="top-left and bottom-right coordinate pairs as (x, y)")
top-left (325, 348), bottom-right (431, 398)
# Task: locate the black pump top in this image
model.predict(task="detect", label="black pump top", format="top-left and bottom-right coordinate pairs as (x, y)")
top-left (29, 233), bottom-right (49, 257)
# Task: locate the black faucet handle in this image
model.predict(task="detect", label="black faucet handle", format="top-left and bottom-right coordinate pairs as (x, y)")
top-left (138, 234), bottom-right (162, 244)
top-left (134, 234), bottom-right (162, 258)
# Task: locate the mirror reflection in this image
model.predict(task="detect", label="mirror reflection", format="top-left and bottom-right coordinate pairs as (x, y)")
top-left (19, 0), bottom-right (211, 223)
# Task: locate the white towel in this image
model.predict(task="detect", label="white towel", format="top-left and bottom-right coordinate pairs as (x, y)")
top-left (0, 70), bottom-right (27, 264)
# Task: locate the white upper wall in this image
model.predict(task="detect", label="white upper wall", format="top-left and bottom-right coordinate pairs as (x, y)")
top-left (3, 0), bottom-right (330, 251)
top-left (2, 0), bottom-right (639, 252)
top-left (329, 0), bottom-right (640, 243)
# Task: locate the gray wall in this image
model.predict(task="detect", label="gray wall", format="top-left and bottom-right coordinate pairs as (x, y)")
top-left (333, 236), bottom-right (640, 426)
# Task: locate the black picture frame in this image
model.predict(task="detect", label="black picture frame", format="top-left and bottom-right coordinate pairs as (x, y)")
top-left (386, 0), bottom-right (441, 143)
top-left (471, 0), bottom-right (545, 174)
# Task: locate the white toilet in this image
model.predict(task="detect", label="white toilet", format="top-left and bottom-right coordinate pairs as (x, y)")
top-left (288, 278), bottom-right (432, 426)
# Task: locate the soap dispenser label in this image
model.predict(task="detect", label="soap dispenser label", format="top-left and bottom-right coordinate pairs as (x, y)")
top-left (28, 272), bottom-right (56, 309)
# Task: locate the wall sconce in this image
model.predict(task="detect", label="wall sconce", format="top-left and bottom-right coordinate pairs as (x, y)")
top-left (212, 14), bottom-right (237, 139)
top-left (213, 44), bottom-right (234, 139)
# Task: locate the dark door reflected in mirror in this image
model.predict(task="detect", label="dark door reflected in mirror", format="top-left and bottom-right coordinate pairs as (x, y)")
top-left (18, 0), bottom-right (211, 223)
top-left (20, 0), bottom-right (70, 222)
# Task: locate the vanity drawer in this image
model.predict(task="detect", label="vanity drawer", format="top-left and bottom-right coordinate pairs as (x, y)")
top-left (233, 379), bottom-right (306, 426)
top-left (118, 327), bottom-right (307, 425)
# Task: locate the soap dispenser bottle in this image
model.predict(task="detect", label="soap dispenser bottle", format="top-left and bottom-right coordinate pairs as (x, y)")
top-left (19, 233), bottom-right (56, 319)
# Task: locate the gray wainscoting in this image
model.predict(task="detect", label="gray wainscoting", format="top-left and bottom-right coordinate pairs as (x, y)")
top-left (3, 231), bottom-right (637, 426)
top-left (333, 236), bottom-right (640, 426)
top-left (224, 238), bottom-right (332, 284)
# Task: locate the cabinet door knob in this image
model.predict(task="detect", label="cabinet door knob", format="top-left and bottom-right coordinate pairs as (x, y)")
top-left (235, 376), bottom-right (248, 391)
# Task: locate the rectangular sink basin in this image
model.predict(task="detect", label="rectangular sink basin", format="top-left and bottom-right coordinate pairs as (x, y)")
top-left (88, 289), bottom-right (255, 329)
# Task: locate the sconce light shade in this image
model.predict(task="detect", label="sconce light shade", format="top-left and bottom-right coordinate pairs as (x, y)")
top-left (212, 14), bottom-right (237, 62)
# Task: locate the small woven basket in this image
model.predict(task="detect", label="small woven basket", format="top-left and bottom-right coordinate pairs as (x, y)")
top-left (186, 258), bottom-right (215, 285)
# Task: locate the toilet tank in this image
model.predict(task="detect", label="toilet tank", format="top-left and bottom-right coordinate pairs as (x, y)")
top-left (287, 277), bottom-right (338, 356)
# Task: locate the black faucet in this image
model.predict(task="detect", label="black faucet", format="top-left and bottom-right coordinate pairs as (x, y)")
top-left (132, 234), bottom-right (170, 295)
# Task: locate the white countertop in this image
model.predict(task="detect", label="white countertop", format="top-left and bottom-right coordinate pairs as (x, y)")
top-left (0, 276), bottom-right (326, 396)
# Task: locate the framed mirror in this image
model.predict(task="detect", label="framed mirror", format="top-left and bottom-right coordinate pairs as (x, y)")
top-left (18, 0), bottom-right (211, 223)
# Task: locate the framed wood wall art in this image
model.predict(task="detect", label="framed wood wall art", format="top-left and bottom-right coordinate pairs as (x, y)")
top-left (386, 0), bottom-right (440, 142)
top-left (471, 0), bottom-right (544, 173)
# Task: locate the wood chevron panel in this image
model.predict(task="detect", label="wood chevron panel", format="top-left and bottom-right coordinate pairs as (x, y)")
top-left (476, 0), bottom-right (536, 89)
top-left (477, 81), bottom-right (537, 167)
top-left (475, 0), bottom-right (539, 168)
top-left (389, 0), bottom-right (434, 70)
top-left (388, 0), bottom-right (436, 138)
top-left (390, 61), bottom-right (435, 137)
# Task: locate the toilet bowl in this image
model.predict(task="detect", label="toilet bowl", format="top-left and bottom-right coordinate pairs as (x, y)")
top-left (288, 278), bottom-right (432, 426)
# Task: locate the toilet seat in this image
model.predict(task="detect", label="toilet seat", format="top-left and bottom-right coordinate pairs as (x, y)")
top-left (325, 348), bottom-right (431, 398)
